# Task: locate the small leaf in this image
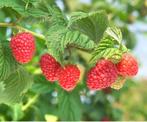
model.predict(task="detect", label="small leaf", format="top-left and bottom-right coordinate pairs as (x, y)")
top-left (90, 38), bottom-right (123, 64)
top-left (68, 10), bottom-right (108, 42)
top-left (105, 27), bottom-right (122, 44)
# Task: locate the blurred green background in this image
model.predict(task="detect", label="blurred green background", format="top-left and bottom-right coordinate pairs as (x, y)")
top-left (0, 0), bottom-right (147, 121)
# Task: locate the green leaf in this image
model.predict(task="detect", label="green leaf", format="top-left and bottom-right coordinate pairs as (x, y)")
top-left (68, 11), bottom-right (108, 42)
top-left (46, 26), bottom-right (95, 63)
top-left (122, 27), bottom-right (137, 49)
top-left (58, 89), bottom-right (82, 121)
top-left (0, 81), bottom-right (5, 92)
top-left (0, 67), bottom-right (33, 105)
top-left (0, 0), bottom-right (49, 17)
top-left (0, 41), bottom-right (18, 81)
top-left (0, 0), bottom-right (25, 14)
top-left (61, 30), bottom-right (95, 51)
top-left (0, 41), bottom-right (33, 105)
top-left (10, 104), bottom-right (24, 121)
top-left (31, 75), bottom-right (56, 94)
top-left (105, 26), bottom-right (122, 44)
top-left (48, 5), bottom-right (67, 26)
top-left (45, 26), bottom-right (67, 63)
top-left (90, 38), bottom-right (123, 64)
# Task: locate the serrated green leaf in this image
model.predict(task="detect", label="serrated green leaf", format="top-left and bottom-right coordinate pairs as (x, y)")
top-left (0, 0), bottom-right (49, 17)
top-left (0, 81), bottom-right (5, 92)
top-left (10, 103), bottom-right (24, 121)
top-left (31, 75), bottom-right (56, 94)
top-left (61, 30), bottom-right (95, 51)
top-left (0, 0), bottom-right (25, 14)
top-left (0, 67), bottom-right (33, 105)
top-left (90, 38), bottom-right (123, 63)
top-left (48, 5), bottom-right (67, 26)
top-left (68, 11), bottom-right (108, 42)
top-left (106, 27), bottom-right (122, 44)
top-left (45, 26), bottom-right (67, 63)
top-left (58, 89), bottom-right (82, 121)
top-left (46, 26), bottom-right (95, 63)
top-left (0, 41), bottom-right (33, 105)
top-left (0, 41), bottom-right (18, 81)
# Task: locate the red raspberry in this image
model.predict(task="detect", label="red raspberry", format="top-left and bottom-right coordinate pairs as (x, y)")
top-left (10, 32), bottom-right (35, 64)
top-left (116, 53), bottom-right (138, 76)
top-left (87, 59), bottom-right (118, 90)
top-left (40, 53), bottom-right (61, 82)
top-left (59, 65), bottom-right (80, 91)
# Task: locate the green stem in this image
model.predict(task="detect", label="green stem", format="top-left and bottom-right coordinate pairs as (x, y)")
top-left (22, 95), bottom-right (39, 111)
top-left (0, 22), bottom-right (46, 40)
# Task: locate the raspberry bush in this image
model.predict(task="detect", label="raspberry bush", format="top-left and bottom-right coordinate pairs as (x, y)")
top-left (0, 0), bottom-right (140, 121)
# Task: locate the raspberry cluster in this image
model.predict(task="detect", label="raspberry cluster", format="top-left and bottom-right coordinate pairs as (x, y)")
top-left (87, 53), bottom-right (138, 90)
top-left (40, 53), bottom-right (80, 91)
top-left (10, 32), bottom-right (138, 92)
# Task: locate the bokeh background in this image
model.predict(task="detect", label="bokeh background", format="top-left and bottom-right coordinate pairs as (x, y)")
top-left (0, 0), bottom-right (147, 121)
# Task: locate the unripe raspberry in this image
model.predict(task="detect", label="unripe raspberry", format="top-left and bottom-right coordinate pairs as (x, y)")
top-left (10, 32), bottom-right (35, 64)
top-left (40, 53), bottom-right (61, 82)
top-left (87, 59), bottom-right (118, 90)
top-left (59, 65), bottom-right (80, 91)
top-left (116, 53), bottom-right (138, 76)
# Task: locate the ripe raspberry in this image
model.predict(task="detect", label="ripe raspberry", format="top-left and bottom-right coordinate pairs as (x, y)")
top-left (87, 59), bottom-right (118, 90)
top-left (10, 32), bottom-right (35, 64)
top-left (40, 53), bottom-right (61, 82)
top-left (59, 65), bottom-right (80, 91)
top-left (116, 53), bottom-right (138, 76)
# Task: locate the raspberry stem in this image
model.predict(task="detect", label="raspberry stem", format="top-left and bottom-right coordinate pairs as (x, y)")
top-left (0, 22), bottom-right (45, 41)
top-left (22, 94), bottom-right (39, 111)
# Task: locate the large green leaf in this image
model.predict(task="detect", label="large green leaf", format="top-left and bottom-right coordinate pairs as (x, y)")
top-left (68, 11), bottom-right (108, 42)
top-left (0, 0), bottom-right (49, 17)
top-left (61, 30), bottom-right (95, 51)
top-left (46, 26), bottom-right (95, 63)
top-left (31, 75), bottom-right (56, 94)
top-left (0, 41), bottom-right (18, 80)
top-left (0, 41), bottom-right (33, 105)
top-left (0, 0), bottom-right (25, 14)
top-left (105, 27), bottom-right (122, 44)
top-left (0, 67), bottom-right (33, 105)
top-left (58, 89), bottom-right (82, 121)
top-left (47, 5), bottom-right (67, 26)
top-left (0, 81), bottom-right (5, 93)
